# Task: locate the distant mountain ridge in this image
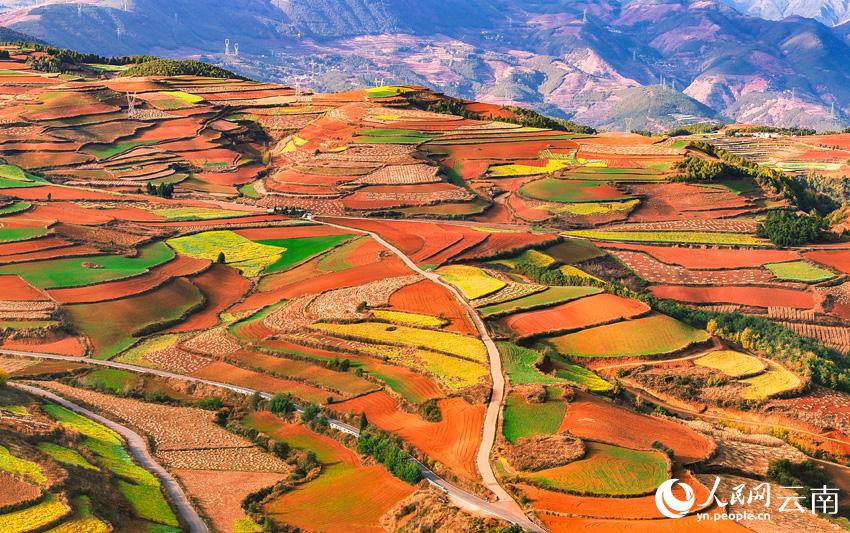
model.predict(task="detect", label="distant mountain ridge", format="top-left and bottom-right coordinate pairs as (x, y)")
top-left (1, 0), bottom-right (849, 131)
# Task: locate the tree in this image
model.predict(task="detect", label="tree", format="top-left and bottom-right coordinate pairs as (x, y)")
top-left (301, 402), bottom-right (320, 422)
top-left (0, 369), bottom-right (7, 388)
top-left (756, 210), bottom-right (828, 246)
top-left (216, 251), bottom-right (226, 264)
top-left (359, 413), bottom-right (369, 433)
top-left (269, 393), bottom-right (294, 414)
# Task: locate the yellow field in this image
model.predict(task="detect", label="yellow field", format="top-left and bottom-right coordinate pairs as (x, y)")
top-left (695, 350), bottom-right (765, 377)
top-left (311, 321), bottom-right (487, 361)
top-left (0, 493), bottom-right (70, 533)
top-left (437, 265), bottom-right (506, 299)
top-left (741, 362), bottom-right (801, 400)
top-left (410, 350), bottom-right (488, 391)
top-left (488, 159), bottom-right (569, 177)
top-left (167, 230), bottom-right (282, 276)
top-left (544, 199), bottom-right (640, 216)
top-left (490, 249), bottom-right (555, 269)
top-left (559, 264), bottom-right (602, 282)
top-left (371, 310), bottom-right (446, 328)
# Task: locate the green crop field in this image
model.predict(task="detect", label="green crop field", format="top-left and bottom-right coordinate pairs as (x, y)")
top-left (353, 128), bottom-right (435, 144)
top-left (545, 199), bottom-right (640, 216)
top-left (84, 140), bottom-right (157, 159)
top-left (49, 495), bottom-right (109, 533)
top-left (695, 350), bottom-right (765, 377)
top-left (741, 362), bottom-right (801, 400)
top-left (544, 239), bottom-right (605, 263)
top-left (554, 363), bottom-right (613, 392)
top-left (526, 442), bottom-right (668, 496)
top-left (766, 261), bottom-right (835, 282)
top-left (0, 241), bottom-right (174, 289)
top-left (520, 178), bottom-right (632, 203)
top-left (0, 227), bottom-right (47, 243)
top-left (366, 86), bottom-right (414, 98)
top-left (168, 230), bottom-right (282, 277)
top-left (0, 444), bottom-right (47, 484)
top-left (160, 90), bottom-right (204, 104)
top-left (117, 481), bottom-right (179, 527)
top-left (42, 403), bottom-right (121, 443)
top-left (79, 368), bottom-right (140, 393)
top-left (502, 387), bottom-right (566, 443)
top-left (258, 234), bottom-right (353, 273)
top-left (566, 229), bottom-right (767, 246)
top-left (437, 265), bottom-right (506, 300)
top-left (36, 442), bottom-right (99, 470)
top-left (549, 314), bottom-right (709, 358)
top-left (480, 286), bottom-right (602, 317)
top-left (498, 342), bottom-right (563, 386)
top-left (490, 249), bottom-right (555, 269)
top-left (66, 278), bottom-right (205, 358)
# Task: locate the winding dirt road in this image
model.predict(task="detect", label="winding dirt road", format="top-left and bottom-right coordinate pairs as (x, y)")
top-left (11, 381), bottom-right (209, 533)
top-left (317, 218), bottom-right (540, 531)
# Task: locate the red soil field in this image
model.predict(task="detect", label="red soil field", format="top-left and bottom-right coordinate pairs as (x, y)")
top-left (0, 244), bottom-right (101, 266)
top-left (0, 274), bottom-right (46, 300)
top-left (389, 279), bottom-right (476, 335)
top-left (626, 183), bottom-right (751, 222)
top-left (800, 133), bottom-right (850, 150)
top-left (518, 469), bottom-right (709, 519)
top-left (149, 214), bottom-right (285, 227)
top-left (175, 470), bottom-right (287, 533)
top-left (540, 513), bottom-right (749, 533)
top-left (342, 183), bottom-right (470, 210)
top-left (0, 185), bottom-right (120, 201)
top-left (650, 285), bottom-right (815, 309)
top-left (0, 236), bottom-right (69, 256)
top-left (508, 194), bottom-right (554, 222)
top-left (804, 250), bottom-right (850, 275)
top-left (503, 294), bottom-right (649, 338)
top-left (599, 242), bottom-right (799, 269)
top-left (235, 224), bottom-right (350, 241)
top-left (330, 391), bottom-right (484, 481)
top-left (436, 138), bottom-right (578, 160)
top-left (47, 256), bottom-right (210, 304)
top-left (559, 393), bottom-right (714, 463)
top-left (342, 237), bottom-right (390, 266)
top-left (268, 257), bottom-right (411, 301)
top-left (5, 150), bottom-right (93, 169)
top-left (191, 361), bottom-right (341, 404)
top-left (22, 202), bottom-right (116, 225)
top-left (169, 265), bottom-right (252, 332)
top-left (2, 334), bottom-right (85, 356)
top-left (455, 231), bottom-right (558, 261)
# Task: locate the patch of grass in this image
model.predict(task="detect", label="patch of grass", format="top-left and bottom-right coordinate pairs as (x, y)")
top-left (84, 140), bottom-right (157, 159)
top-left (160, 91), bottom-right (204, 104)
top-left (694, 350), bottom-right (765, 377)
top-left (740, 362), bottom-right (801, 400)
top-left (503, 387), bottom-right (566, 443)
top-left (311, 321), bottom-right (487, 361)
top-left (366, 86), bottom-right (414, 98)
top-left (0, 444), bottom-right (47, 484)
top-left (0, 493), bottom-right (70, 532)
top-left (0, 241), bottom-right (174, 289)
top-left (549, 314), bottom-right (709, 358)
top-left (544, 199), bottom-right (639, 216)
top-left (258, 235), bottom-right (353, 274)
top-left (479, 286), bottom-right (602, 317)
top-left (526, 442), bottom-right (668, 496)
top-left (0, 320), bottom-right (57, 329)
top-left (498, 342), bottom-right (563, 386)
top-left (353, 128), bottom-right (435, 145)
top-left (0, 201), bottom-right (31, 216)
top-left (371, 310), bottom-right (446, 328)
top-left (436, 265), bottom-right (506, 300)
top-left (117, 481), bottom-right (179, 527)
top-left (47, 495), bottom-right (109, 533)
top-left (559, 264), bottom-right (601, 282)
top-left (79, 368), bottom-right (139, 394)
top-left (168, 230), bottom-right (282, 277)
top-left (42, 403), bottom-right (122, 444)
top-left (766, 261), bottom-right (835, 282)
top-left (239, 182), bottom-right (260, 199)
top-left (37, 442), bottom-right (99, 471)
top-left (566, 230), bottom-right (767, 246)
top-left (520, 178), bottom-right (632, 203)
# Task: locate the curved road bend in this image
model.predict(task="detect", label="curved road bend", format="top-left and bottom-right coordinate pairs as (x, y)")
top-left (10, 381), bottom-right (209, 533)
top-left (316, 219), bottom-right (541, 531)
top-left (1, 349), bottom-right (541, 531)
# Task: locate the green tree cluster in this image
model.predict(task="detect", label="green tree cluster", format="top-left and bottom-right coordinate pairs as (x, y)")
top-left (145, 182), bottom-right (174, 198)
top-left (357, 430), bottom-right (422, 483)
top-left (122, 59), bottom-right (240, 79)
top-left (755, 210), bottom-right (828, 246)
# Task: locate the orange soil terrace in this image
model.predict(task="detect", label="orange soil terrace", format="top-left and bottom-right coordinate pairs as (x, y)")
top-left (330, 391), bottom-right (484, 481)
top-left (598, 242), bottom-right (800, 269)
top-left (559, 393), bottom-right (714, 463)
top-left (650, 285), bottom-right (815, 309)
top-left (388, 278), bottom-right (476, 335)
top-left (540, 513), bottom-right (750, 533)
top-left (503, 294), bottom-right (650, 338)
top-left (170, 264), bottom-right (252, 332)
top-left (0, 274), bottom-right (47, 300)
top-left (803, 250), bottom-right (850, 275)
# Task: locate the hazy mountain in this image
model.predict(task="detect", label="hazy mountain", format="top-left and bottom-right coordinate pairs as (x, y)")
top-left (0, 0), bottom-right (848, 131)
top-left (718, 0), bottom-right (850, 26)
